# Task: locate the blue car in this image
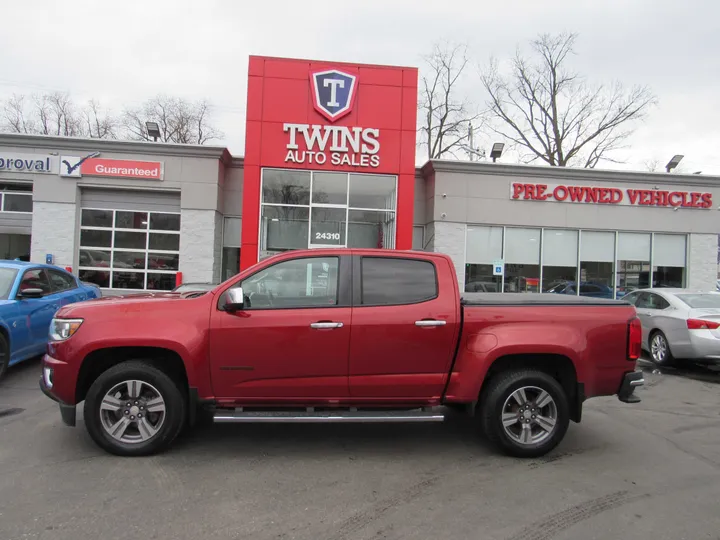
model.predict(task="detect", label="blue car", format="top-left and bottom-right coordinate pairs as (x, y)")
top-left (0, 261), bottom-right (101, 379)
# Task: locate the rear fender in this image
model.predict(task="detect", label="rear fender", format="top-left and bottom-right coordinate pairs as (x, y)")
top-left (444, 323), bottom-right (584, 402)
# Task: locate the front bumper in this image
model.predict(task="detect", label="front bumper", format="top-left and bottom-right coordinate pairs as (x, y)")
top-left (39, 375), bottom-right (76, 427)
top-left (617, 371), bottom-right (644, 404)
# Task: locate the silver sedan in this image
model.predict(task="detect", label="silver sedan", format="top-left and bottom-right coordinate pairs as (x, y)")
top-left (622, 288), bottom-right (720, 366)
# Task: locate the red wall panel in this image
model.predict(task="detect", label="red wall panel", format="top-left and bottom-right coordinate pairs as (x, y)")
top-left (241, 56), bottom-right (419, 270)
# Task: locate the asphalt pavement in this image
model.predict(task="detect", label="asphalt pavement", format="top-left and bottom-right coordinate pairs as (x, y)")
top-left (1, 357), bottom-right (720, 540)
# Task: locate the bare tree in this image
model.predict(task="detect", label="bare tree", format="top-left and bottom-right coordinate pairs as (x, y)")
top-left (1, 94), bottom-right (35, 133)
top-left (1, 92), bottom-right (220, 145)
top-left (481, 32), bottom-right (657, 168)
top-left (82, 99), bottom-right (118, 139)
top-left (419, 43), bottom-right (482, 160)
top-left (122, 95), bottom-right (223, 144)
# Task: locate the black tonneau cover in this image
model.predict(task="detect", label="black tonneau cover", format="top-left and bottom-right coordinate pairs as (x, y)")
top-left (461, 293), bottom-right (629, 307)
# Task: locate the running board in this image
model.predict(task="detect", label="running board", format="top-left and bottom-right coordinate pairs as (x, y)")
top-left (213, 409), bottom-right (446, 424)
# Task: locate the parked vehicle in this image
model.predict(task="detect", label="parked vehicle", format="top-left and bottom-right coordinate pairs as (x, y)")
top-left (0, 261), bottom-right (101, 379)
top-left (464, 280), bottom-right (499, 293)
top-left (40, 249), bottom-right (643, 458)
top-left (171, 282), bottom-right (217, 294)
top-left (545, 281), bottom-right (614, 299)
top-left (622, 288), bottom-right (720, 365)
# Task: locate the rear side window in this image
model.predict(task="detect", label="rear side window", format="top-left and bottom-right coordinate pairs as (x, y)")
top-left (361, 257), bottom-right (437, 305)
top-left (48, 269), bottom-right (77, 293)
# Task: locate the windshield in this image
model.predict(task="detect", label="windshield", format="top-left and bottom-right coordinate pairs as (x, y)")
top-left (0, 268), bottom-right (18, 300)
top-left (676, 294), bottom-right (720, 309)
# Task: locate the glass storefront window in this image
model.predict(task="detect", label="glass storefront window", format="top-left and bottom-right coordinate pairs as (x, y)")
top-left (504, 228), bottom-right (540, 293)
top-left (348, 174), bottom-right (396, 209)
top-left (542, 229), bottom-right (578, 294)
top-left (653, 234), bottom-right (686, 288)
top-left (259, 169), bottom-right (397, 255)
top-left (312, 172), bottom-right (348, 205)
top-left (412, 226), bottom-right (424, 251)
top-left (260, 205), bottom-right (309, 258)
top-left (617, 232), bottom-right (650, 296)
top-left (310, 207), bottom-right (347, 246)
top-left (347, 210), bottom-right (395, 249)
top-left (78, 208), bottom-right (180, 290)
top-left (262, 170), bottom-right (310, 205)
top-left (222, 217), bottom-right (241, 281)
top-left (464, 226), bottom-right (689, 298)
top-left (465, 226), bottom-right (503, 293)
top-left (579, 231), bottom-right (615, 298)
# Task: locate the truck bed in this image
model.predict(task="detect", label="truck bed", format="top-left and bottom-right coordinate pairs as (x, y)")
top-left (461, 293), bottom-right (629, 306)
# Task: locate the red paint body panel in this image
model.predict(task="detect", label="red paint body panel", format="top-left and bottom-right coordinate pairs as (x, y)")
top-left (349, 255), bottom-right (460, 399)
top-left (44, 249), bottom-right (637, 417)
top-left (444, 304), bottom-right (636, 402)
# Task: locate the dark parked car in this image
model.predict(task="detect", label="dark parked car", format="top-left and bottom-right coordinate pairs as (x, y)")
top-left (545, 281), bottom-right (614, 299)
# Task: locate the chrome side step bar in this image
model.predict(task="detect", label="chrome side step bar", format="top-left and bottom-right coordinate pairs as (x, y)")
top-left (213, 409), bottom-right (446, 424)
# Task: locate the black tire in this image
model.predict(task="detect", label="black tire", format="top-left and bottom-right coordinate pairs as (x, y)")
top-left (479, 369), bottom-right (570, 458)
top-left (649, 330), bottom-right (674, 366)
top-left (0, 333), bottom-right (8, 381)
top-left (83, 361), bottom-right (186, 456)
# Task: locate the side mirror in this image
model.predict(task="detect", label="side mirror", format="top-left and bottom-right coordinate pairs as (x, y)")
top-left (18, 288), bottom-right (44, 299)
top-left (223, 287), bottom-right (245, 312)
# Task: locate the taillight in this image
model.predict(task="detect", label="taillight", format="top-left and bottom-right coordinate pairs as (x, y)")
top-left (628, 317), bottom-right (642, 360)
top-left (687, 319), bottom-right (720, 330)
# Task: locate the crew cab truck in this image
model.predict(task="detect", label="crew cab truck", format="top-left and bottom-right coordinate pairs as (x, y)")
top-left (40, 249), bottom-right (644, 458)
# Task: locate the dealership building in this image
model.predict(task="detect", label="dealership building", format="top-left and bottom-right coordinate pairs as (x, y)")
top-left (0, 55), bottom-right (718, 296)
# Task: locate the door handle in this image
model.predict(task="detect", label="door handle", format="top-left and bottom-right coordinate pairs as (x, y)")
top-left (415, 320), bottom-right (447, 327)
top-left (310, 322), bottom-right (344, 329)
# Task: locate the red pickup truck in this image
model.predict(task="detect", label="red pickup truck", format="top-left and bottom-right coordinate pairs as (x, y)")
top-left (40, 249), bottom-right (643, 458)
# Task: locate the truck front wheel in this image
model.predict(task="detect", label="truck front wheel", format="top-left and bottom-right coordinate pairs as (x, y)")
top-left (479, 369), bottom-right (569, 458)
top-left (83, 361), bottom-right (186, 456)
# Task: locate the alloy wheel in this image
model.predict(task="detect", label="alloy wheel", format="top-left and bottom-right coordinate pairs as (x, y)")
top-left (501, 386), bottom-right (558, 446)
top-left (651, 334), bottom-right (668, 363)
top-left (99, 380), bottom-right (166, 444)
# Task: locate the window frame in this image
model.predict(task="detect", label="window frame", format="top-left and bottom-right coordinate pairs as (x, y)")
top-left (17, 268), bottom-right (52, 297)
top-left (78, 207), bottom-right (181, 291)
top-left (645, 292), bottom-right (671, 311)
top-left (47, 268), bottom-right (78, 293)
top-left (259, 168), bottom-right (398, 258)
top-left (219, 254), bottom-right (352, 311)
top-left (353, 255), bottom-right (439, 307)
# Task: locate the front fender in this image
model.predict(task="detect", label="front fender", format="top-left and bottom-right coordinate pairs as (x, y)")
top-left (444, 322), bottom-right (585, 402)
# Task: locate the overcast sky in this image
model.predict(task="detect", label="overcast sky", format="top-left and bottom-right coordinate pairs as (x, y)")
top-left (2, 0), bottom-right (718, 174)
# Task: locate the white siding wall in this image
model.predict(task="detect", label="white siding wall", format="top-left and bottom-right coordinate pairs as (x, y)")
top-left (179, 209), bottom-right (221, 284)
top-left (688, 233), bottom-right (718, 290)
top-left (30, 202), bottom-right (77, 268)
top-left (429, 221), bottom-right (466, 292)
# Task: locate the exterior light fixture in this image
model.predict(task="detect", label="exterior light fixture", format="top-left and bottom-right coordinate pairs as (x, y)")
top-left (490, 143), bottom-right (505, 163)
top-left (665, 154), bottom-right (683, 172)
top-left (146, 122), bottom-right (161, 142)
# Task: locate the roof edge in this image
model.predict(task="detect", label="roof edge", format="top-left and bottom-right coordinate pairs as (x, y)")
top-left (421, 159), bottom-right (720, 186)
top-left (0, 133), bottom-right (232, 163)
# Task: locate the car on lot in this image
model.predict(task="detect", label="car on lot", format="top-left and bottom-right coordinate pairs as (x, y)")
top-left (622, 288), bottom-right (720, 366)
top-left (0, 261), bottom-right (101, 379)
top-left (545, 281), bottom-right (615, 298)
top-left (171, 282), bottom-right (217, 294)
top-left (41, 249), bottom-right (643, 458)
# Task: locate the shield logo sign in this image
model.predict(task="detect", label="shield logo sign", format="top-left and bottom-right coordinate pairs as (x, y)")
top-left (310, 69), bottom-right (358, 122)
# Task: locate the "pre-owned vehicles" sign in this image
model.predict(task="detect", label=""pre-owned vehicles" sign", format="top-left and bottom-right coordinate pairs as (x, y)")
top-left (0, 153), bottom-right (57, 174)
top-left (511, 182), bottom-right (713, 209)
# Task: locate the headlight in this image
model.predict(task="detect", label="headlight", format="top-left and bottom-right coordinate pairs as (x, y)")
top-left (49, 318), bottom-right (84, 342)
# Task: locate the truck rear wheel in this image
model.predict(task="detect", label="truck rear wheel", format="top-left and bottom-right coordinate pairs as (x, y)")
top-left (479, 369), bottom-right (569, 458)
top-left (83, 361), bottom-right (186, 456)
